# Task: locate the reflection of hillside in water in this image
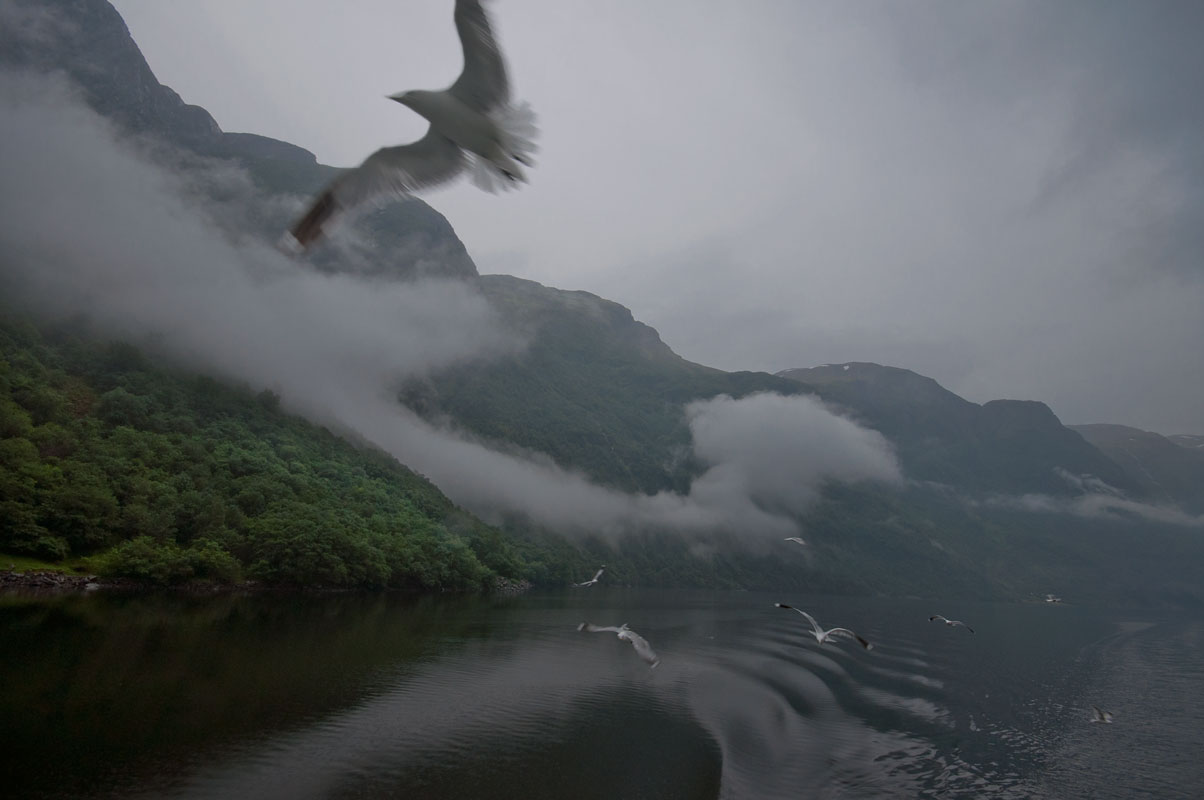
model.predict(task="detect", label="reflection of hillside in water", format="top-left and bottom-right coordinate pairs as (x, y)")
top-left (6, 590), bottom-right (1194, 799)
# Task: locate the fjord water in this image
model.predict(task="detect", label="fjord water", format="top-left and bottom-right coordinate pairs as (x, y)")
top-left (2, 590), bottom-right (1201, 799)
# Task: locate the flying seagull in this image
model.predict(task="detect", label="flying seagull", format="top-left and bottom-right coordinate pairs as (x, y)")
top-left (574, 566), bottom-right (605, 587)
top-left (284, 0), bottom-right (538, 251)
top-left (784, 537), bottom-right (807, 546)
top-left (1045, 594), bottom-right (1063, 604)
top-left (929, 614), bottom-right (975, 633)
top-left (578, 622), bottom-right (660, 668)
top-left (775, 603), bottom-right (872, 650)
top-left (1090, 706), bottom-right (1114, 724)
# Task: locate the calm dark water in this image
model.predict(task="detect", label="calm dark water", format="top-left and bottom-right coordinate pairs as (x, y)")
top-left (2, 588), bottom-right (1202, 799)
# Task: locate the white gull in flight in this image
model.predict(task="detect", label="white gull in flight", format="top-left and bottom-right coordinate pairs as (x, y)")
top-left (285, 0), bottom-right (537, 250)
top-left (929, 614), bottom-right (975, 633)
top-left (775, 603), bottom-right (872, 650)
top-left (578, 623), bottom-right (660, 668)
top-left (784, 537), bottom-right (807, 546)
top-left (573, 566), bottom-right (605, 587)
top-left (1090, 706), bottom-right (1114, 724)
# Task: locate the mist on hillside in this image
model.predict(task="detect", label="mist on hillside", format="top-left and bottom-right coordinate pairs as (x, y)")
top-left (0, 72), bottom-right (902, 539)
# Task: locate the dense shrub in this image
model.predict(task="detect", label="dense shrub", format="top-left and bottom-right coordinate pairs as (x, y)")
top-left (0, 316), bottom-right (535, 590)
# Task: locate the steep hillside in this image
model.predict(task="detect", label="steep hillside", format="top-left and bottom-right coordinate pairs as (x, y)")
top-left (401, 275), bottom-right (801, 494)
top-left (0, 0), bottom-right (476, 281)
top-left (0, 313), bottom-right (547, 588)
top-left (778, 362), bottom-right (1141, 497)
top-left (1070, 424), bottom-right (1204, 513)
top-left (1168, 434), bottom-right (1204, 451)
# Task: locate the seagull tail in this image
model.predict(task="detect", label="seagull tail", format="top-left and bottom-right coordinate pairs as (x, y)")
top-left (495, 100), bottom-right (539, 165)
top-left (468, 100), bottom-right (540, 193)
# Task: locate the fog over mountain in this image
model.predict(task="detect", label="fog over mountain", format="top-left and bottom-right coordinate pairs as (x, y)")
top-left (5, 0), bottom-right (1204, 610)
top-left (0, 72), bottom-right (899, 539)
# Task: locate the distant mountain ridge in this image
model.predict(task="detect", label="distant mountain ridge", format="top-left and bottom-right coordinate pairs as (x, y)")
top-left (1069, 424), bottom-right (1204, 513)
top-left (776, 362), bottom-right (1143, 498)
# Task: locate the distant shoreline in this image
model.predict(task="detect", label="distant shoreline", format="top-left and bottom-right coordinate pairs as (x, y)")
top-left (0, 569), bottom-right (531, 597)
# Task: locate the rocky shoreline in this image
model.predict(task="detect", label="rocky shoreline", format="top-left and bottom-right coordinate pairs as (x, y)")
top-left (0, 569), bottom-right (124, 592)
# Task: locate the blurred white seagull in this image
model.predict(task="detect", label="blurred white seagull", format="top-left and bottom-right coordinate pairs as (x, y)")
top-left (573, 566), bottom-right (605, 587)
top-left (775, 603), bottom-right (872, 650)
top-left (784, 537), bottom-right (807, 546)
top-left (578, 623), bottom-right (661, 668)
top-left (929, 614), bottom-right (975, 633)
top-left (1090, 706), bottom-right (1114, 724)
top-left (284, 0), bottom-right (537, 250)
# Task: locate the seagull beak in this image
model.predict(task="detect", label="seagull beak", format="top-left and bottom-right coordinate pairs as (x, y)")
top-left (387, 92), bottom-right (407, 105)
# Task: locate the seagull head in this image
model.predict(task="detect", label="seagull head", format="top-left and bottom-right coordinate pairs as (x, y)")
top-left (389, 89), bottom-right (438, 114)
top-left (388, 90), bottom-right (416, 108)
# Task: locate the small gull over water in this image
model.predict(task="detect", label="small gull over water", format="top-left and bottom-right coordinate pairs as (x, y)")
top-left (284, 0), bottom-right (538, 250)
top-left (783, 537), bottom-right (807, 546)
top-left (929, 614), bottom-right (975, 633)
top-left (775, 603), bottom-right (872, 650)
top-left (577, 623), bottom-right (661, 668)
top-left (573, 566), bottom-right (605, 587)
top-left (1090, 706), bottom-right (1114, 724)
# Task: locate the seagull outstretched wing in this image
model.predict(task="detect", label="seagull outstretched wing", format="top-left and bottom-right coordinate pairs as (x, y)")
top-left (776, 603), bottom-right (824, 639)
top-left (579, 622), bottom-right (660, 668)
top-left (929, 614), bottom-right (975, 633)
top-left (449, 0), bottom-right (510, 112)
top-left (578, 622), bottom-right (625, 634)
top-left (619, 628), bottom-right (661, 668)
top-left (572, 566), bottom-right (605, 587)
top-left (826, 627), bottom-right (873, 650)
top-left (287, 130), bottom-right (464, 249)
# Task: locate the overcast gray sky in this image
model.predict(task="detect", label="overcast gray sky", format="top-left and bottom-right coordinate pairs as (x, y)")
top-left (108, 0), bottom-right (1203, 434)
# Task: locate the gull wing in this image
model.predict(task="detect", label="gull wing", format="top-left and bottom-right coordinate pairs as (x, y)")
top-left (929, 615), bottom-right (949, 624)
top-left (288, 129), bottom-right (464, 249)
top-left (578, 622), bottom-right (625, 634)
top-left (448, 0), bottom-right (510, 112)
top-left (776, 603), bottom-right (824, 639)
top-left (590, 568), bottom-right (605, 582)
top-left (619, 629), bottom-right (661, 668)
top-left (827, 628), bottom-right (873, 650)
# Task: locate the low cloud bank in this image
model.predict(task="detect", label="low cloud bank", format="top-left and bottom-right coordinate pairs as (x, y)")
top-left (685, 392), bottom-right (901, 516)
top-left (0, 73), bottom-right (902, 538)
top-left (984, 491), bottom-right (1204, 529)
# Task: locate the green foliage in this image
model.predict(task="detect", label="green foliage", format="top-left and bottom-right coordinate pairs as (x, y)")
top-left (0, 313), bottom-right (552, 591)
top-left (98, 536), bottom-right (196, 585)
top-left (8, 303), bottom-right (1196, 605)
